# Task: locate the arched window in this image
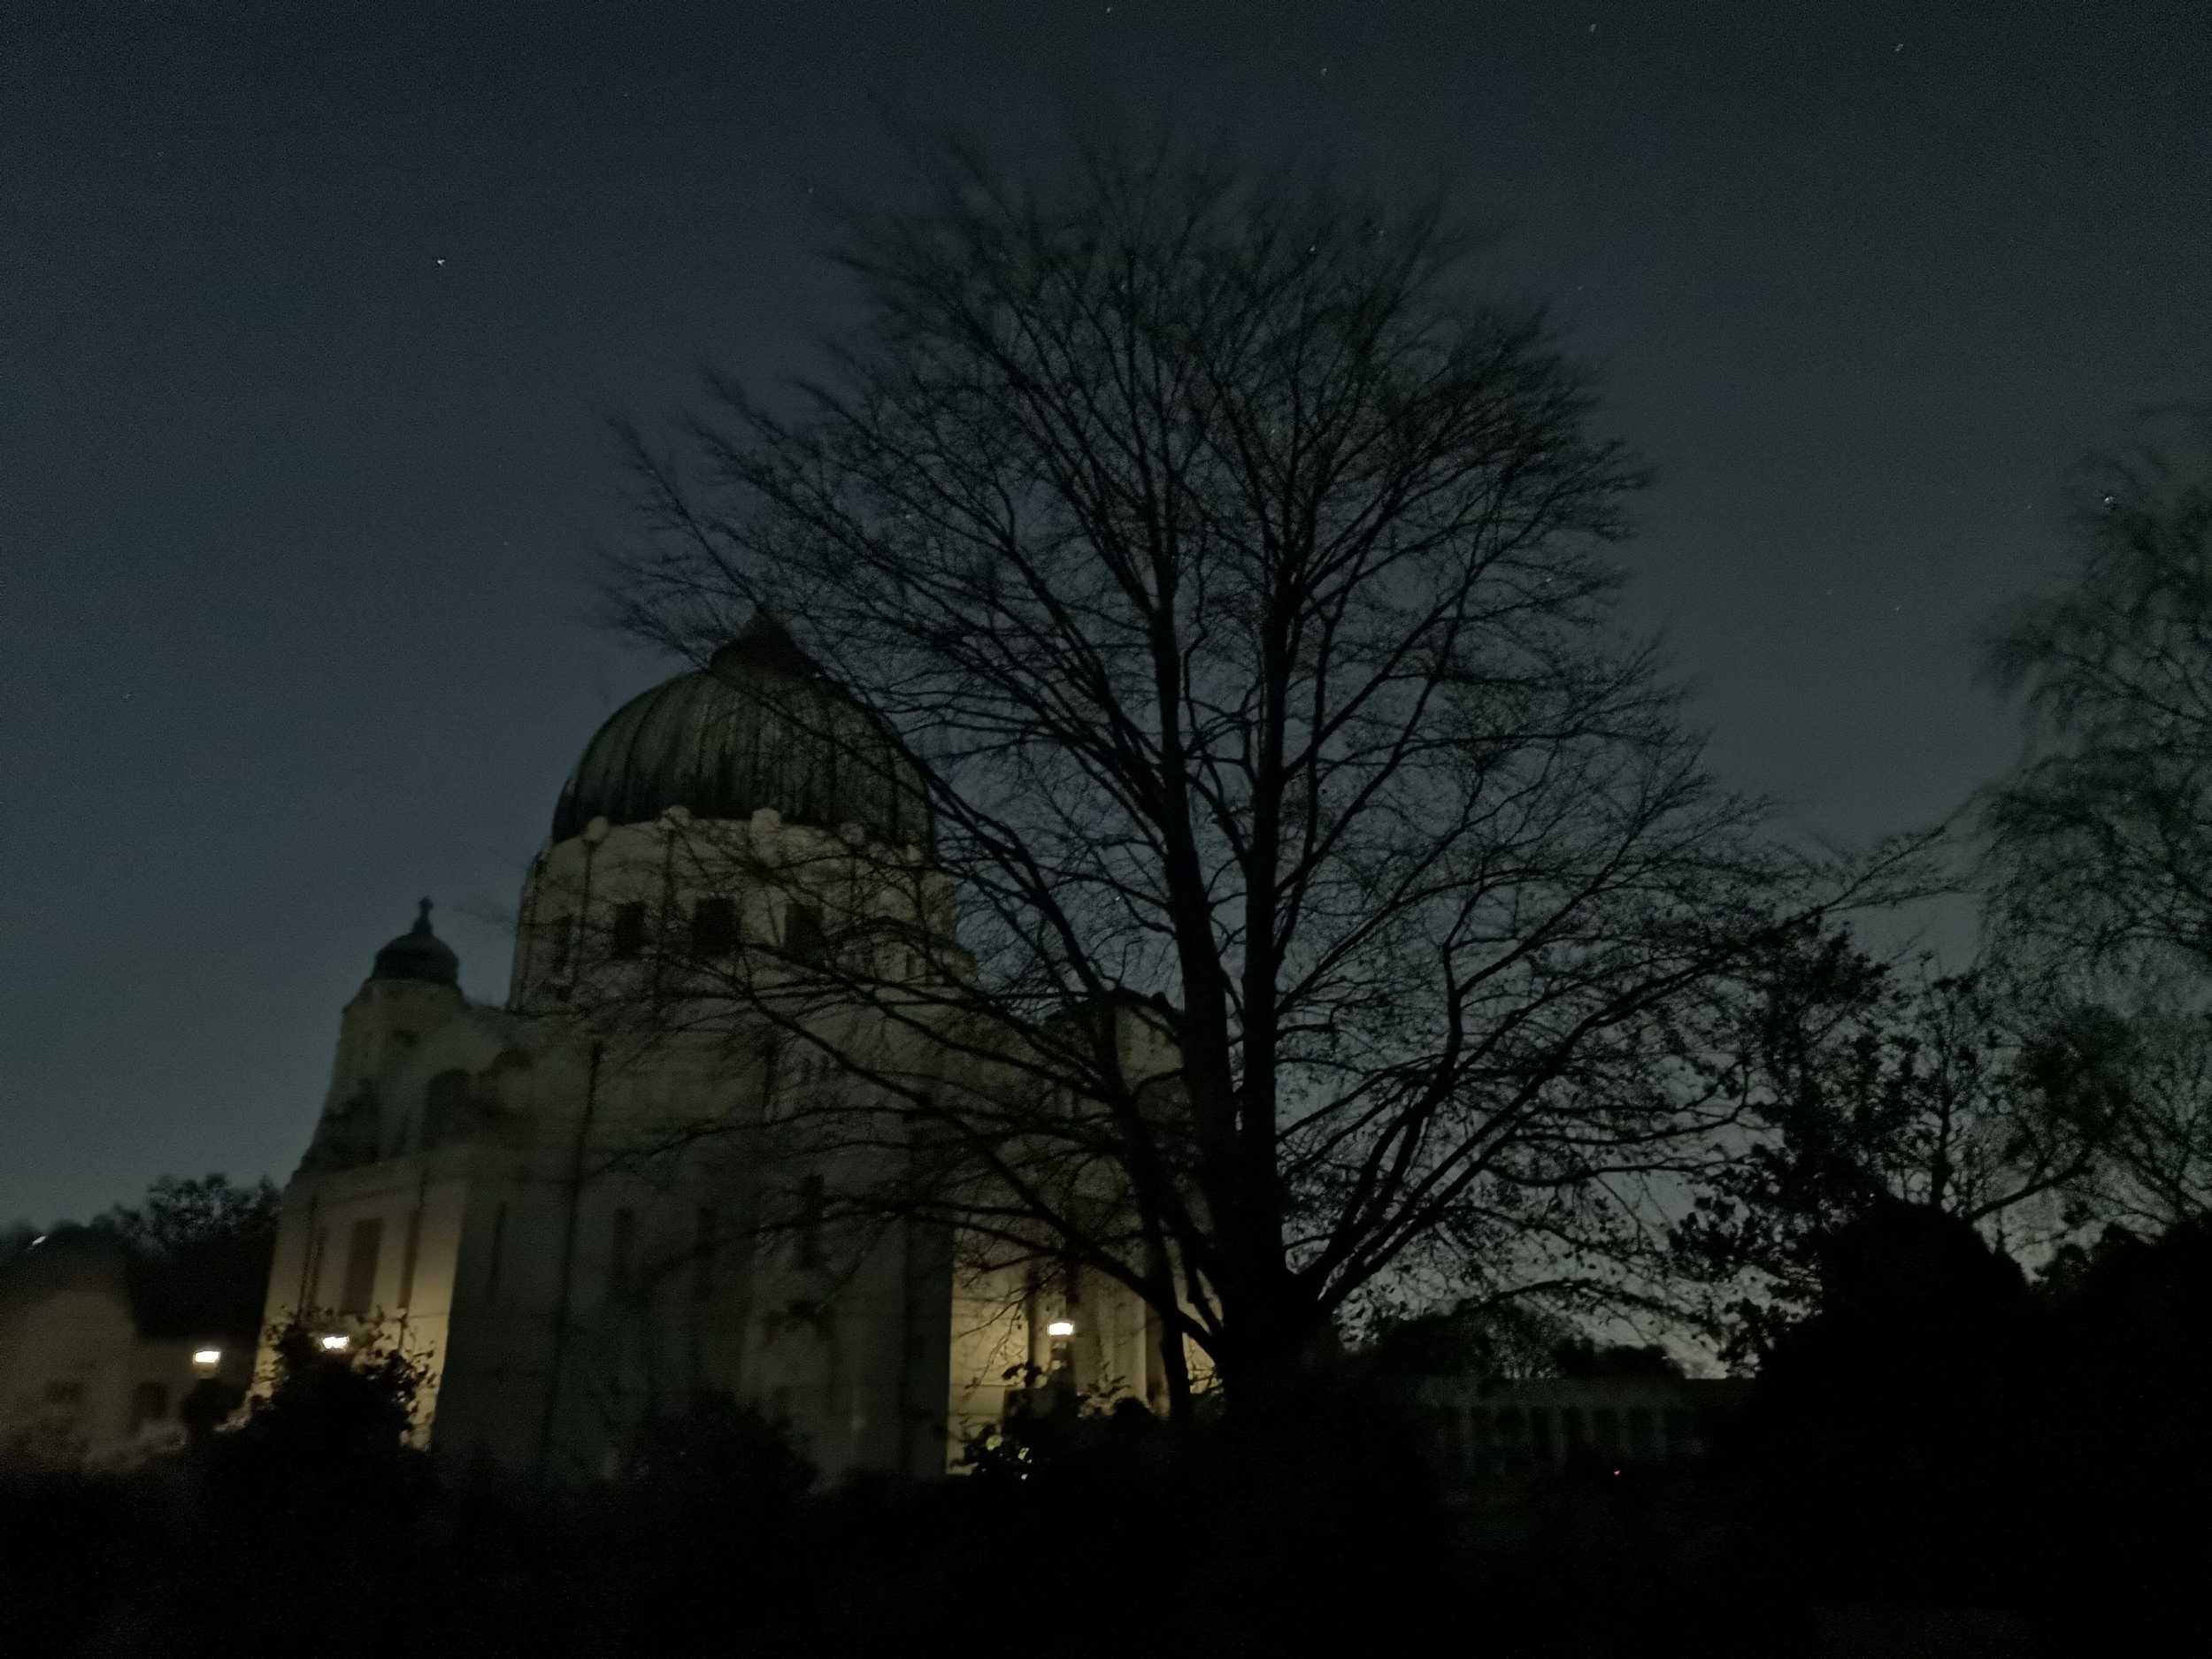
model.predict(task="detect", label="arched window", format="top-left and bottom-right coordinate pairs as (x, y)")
top-left (340, 1217), bottom-right (384, 1316)
top-left (609, 901), bottom-right (648, 960)
top-left (691, 895), bottom-right (738, 956)
top-left (546, 914), bottom-right (574, 976)
top-left (423, 1069), bottom-right (471, 1147)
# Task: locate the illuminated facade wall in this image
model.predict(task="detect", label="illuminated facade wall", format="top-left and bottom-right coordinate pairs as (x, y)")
top-left (260, 807), bottom-right (1164, 1482)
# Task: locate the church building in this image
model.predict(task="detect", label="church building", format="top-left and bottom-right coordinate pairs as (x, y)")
top-left (256, 616), bottom-right (1169, 1480)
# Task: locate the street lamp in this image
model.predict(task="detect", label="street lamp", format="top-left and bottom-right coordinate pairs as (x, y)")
top-left (318, 1333), bottom-right (351, 1353)
top-left (1046, 1319), bottom-right (1076, 1338)
top-left (191, 1348), bottom-right (221, 1372)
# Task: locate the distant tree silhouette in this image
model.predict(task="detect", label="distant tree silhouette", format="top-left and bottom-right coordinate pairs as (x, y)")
top-left (92, 1172), bottom-right (279, 1342)
top-left (2037, 1216), bottom-right (2212, 1535)
top-left (616, 1387), bottom-right (817, 1508)
top-left (1736, 1200), bottom-right (2036, 1606)
top-left (1976, 420), bottom-right (2212, 1259)
top-left (1980, 413), bottom-right (2212, 981)
top-left (2015, 993), bottom-right (2212, 1230)
top-left (1549, 1335), bottom-right (1684, 1379)
top-left (1362, 1294), bottom-right (1584, 1380)
top-left (94, 1173), bottom-right (278, 1257)
top-left (1672, 926), bottom-right (2091, 1359)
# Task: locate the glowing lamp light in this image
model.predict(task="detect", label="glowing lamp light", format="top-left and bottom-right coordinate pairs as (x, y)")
top-left (191, 1348), bottom-right (222, 1370)
top-left (318, 1333), bottom-right (351, 1353)
top-left (1046, 1320), bottom-right (1076, 1338)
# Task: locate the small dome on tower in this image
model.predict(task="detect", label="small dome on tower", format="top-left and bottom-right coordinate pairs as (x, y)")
top-left (371, 898), bottom-right (460, 986)
top-left (550, 610), bottom-right (931, 848)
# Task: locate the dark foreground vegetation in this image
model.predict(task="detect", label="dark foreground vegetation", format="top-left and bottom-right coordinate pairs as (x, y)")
top-left (4, 1216), bottom-right (2207, 1659)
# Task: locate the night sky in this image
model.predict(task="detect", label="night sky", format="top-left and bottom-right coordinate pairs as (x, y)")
top-left (4, 2), bottom-right (2207, 1226)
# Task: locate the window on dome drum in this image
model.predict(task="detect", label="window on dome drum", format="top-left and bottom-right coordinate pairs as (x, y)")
top-left (795, 1174), bottom-right (826, 1268)
top-left (609, 1208), bottom-right (637, 1301)
top-left (609, 901), bottom-right (648, 960)
top-left (691, 895), bottom-right (738, 956)
top-left (546, 913), bottom-right (573, 976)
top-left (782, 900), bottom-right (826, 962)
top-left (43, 1379), bottom-right (84, 1408)
top-left (340, 1217), bottom-right (384, 1316)
top-left (693, 1205), bottom-right (718, 1302)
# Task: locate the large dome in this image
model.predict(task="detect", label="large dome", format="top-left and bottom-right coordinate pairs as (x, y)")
top-left (550, 613), bottom-right (932, 848)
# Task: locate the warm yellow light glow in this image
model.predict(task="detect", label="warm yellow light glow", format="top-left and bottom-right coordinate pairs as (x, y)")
top-left (191, 1348), bottom-right (222, 1369)
top-left (1046, 1319), bottom-right (1076, 1338)
top-left (318, 1333), bottom-right (351, 1352)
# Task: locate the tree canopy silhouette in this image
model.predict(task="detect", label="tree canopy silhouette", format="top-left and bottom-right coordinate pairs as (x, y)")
top-left (1978, 417), bottom-right (2212, 1239)
top-left (1671, 926), bottom-right (2093, 1358)
top-left (1982, 416), bottom-right (2212, 979)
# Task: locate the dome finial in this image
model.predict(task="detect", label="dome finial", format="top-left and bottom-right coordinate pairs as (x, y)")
top-left (709, 607), bottom-right (815, 680)
top-left (414, 896), bottom-right (434, 934)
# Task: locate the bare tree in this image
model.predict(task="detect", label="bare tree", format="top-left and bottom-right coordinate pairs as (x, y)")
top-left (592, 136), bottom-right (1906, 1411)
top-left (2018, 997), bottom-right (2212, 1232)
top-left (1981, 415), bottom-right (2212, 979)
top-left (1974, 414), bottom-right (2212, 1241)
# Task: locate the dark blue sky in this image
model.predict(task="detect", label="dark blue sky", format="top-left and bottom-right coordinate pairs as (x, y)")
top-left (4, 1), bottom-right (2207, 1225)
